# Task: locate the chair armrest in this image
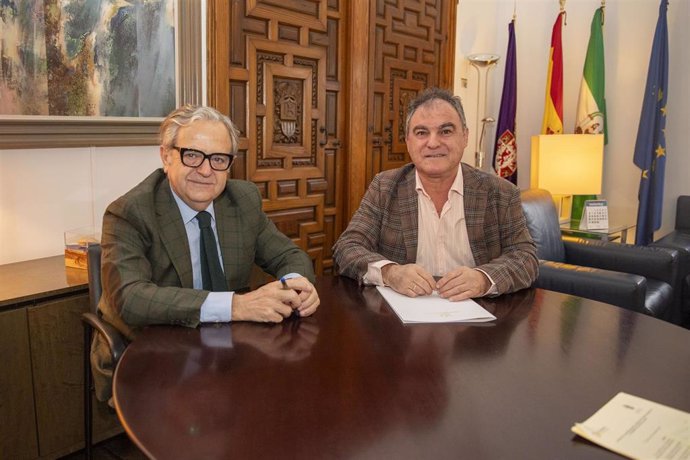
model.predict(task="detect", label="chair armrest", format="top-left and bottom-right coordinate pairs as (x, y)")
top-left (652, 231), bottom-right (690, 255)
top-left (535, 261), bottom-right (647, 311)
top-left (563, 239), bottom-right (679, 285)
top-left (82, 312), bottom-right (128, 364)
top-left (652, 231), bottom-right (690, 325)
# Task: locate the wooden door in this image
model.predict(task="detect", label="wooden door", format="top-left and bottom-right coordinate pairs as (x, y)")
top-left (208, 0), bottom-right (456, 274)
top-left (348, 0), bottom-right (457, 216)
top-left (208, 0), bottom-right (346, 275)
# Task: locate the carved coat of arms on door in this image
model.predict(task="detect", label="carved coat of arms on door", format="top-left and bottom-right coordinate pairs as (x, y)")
top-left (274, 79), bottom-right (302, 144)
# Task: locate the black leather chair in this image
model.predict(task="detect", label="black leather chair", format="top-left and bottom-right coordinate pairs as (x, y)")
top-left (651, 195), bottom-right (690, 327)
top-left (521, 189), bottom-right (679, 318)
top-left (82, 244), bottom-right (127, 459)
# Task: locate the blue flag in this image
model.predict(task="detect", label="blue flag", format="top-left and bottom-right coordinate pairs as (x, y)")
top-left (633, 0), bottom-right (668, 246)
top-left (493, 19), bottom-right (518, 184)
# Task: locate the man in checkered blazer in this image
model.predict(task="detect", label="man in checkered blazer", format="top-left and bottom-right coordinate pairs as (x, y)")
top-left (334, 88), bottom-right (537, 299)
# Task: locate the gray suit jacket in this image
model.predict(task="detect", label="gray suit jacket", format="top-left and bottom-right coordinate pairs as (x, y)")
top-left (333, 163), bottom-right (538, 294)
top-left (99, 169), bottom-right (314, 337)
top-left (93, 169), bottom-right (313, 400)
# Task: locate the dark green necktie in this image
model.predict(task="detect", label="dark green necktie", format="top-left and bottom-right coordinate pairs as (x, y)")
top-left (197, 211), bottom-right (228, 291)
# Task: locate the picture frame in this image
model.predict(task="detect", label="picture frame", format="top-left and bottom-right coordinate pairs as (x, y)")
top-left (0, 0), bottom-right (203, 149)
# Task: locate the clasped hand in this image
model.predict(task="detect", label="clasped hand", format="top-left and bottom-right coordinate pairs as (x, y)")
top-left (231, 277), bottom-right (320, 322)
top-left (381, 263), bottom-right (490, 301)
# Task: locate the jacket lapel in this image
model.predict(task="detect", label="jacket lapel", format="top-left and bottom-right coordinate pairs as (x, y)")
top-left (399, 166), bottom-right (419, 264)
top-left (155, 177), bottom-right (194, 288)
top-left (213, 190), bottom-right (239, 283)
top-left (462, 164), bottom-right (489, 264)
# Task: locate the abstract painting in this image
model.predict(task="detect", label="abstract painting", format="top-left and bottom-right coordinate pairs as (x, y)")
top-left (0, 0), bottom-right (176, 117)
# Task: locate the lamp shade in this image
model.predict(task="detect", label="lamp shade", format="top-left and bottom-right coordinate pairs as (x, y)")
top-left (530, 134), bottom-right (604, 195)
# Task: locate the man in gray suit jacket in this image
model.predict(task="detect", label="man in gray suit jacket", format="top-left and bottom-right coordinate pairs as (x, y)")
top-left (333, 88), bottom-right (537, 299)
top-left (93, 105), bottom-right (318, 400)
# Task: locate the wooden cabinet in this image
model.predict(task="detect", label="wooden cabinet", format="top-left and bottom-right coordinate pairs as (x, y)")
top-left (0, 308), bottom-right (38, 459)
top-left (29, 295), bottom-right (122, 458)
top-left (0, 256), bottom-right (122, 459)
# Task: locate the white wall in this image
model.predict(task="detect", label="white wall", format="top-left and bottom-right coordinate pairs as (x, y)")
top-left (0, 146), bottom-right (161, 264)
top-left (456, 0), bottom-right (690, 237)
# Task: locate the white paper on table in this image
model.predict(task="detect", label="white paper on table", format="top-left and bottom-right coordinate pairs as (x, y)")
top-left (376, 286), bottom-right (496, 324)
top-left (572, 392), bottom-right (690, 460)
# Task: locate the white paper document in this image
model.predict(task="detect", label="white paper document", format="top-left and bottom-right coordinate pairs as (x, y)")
top-left (376, 286), bottom-right (496, 324)
top-left (572, 392), bottom-right (690, 460)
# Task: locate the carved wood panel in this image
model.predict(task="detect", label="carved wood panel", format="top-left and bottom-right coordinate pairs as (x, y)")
top-left (208, 0), bottom-right (456, 269)
top-left (209, 0), bottom-right (345, 275)
top-left (366, 0), bottom-right (456, 185)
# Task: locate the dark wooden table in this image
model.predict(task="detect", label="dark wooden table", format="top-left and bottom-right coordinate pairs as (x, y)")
top-left (113, 276), bottom-right (690, 459)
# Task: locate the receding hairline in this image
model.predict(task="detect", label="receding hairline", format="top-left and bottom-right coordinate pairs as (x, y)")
top-left (404, 87), bottom-right (467, 136)
top-left (406, 99), bottom-right (467, 135)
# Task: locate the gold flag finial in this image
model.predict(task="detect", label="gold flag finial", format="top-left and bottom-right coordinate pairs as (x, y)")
top-left (559, 0), bottom-right (567, 25)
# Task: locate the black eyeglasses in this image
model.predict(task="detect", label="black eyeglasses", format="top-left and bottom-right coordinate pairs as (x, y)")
top-left (173, 146), bottom-right (235, 171)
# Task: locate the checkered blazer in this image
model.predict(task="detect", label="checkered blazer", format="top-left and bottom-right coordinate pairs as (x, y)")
top-left (98, 169), bottom-right (314, 337)
top-left (333, 163), bottom-right (538, 295)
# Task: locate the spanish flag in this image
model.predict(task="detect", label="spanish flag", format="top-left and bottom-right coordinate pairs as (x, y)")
top-left (541, 12), bottom-right (564, 135)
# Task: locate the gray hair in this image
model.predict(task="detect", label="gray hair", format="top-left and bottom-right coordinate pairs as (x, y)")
top-left (159, 104), bottom-right (240, 153)
top-left (404, 87), bottom-right (468, 136)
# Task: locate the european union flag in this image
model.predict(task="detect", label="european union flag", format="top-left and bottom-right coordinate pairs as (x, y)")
top-left (633, 0), bottom-right (669, 246)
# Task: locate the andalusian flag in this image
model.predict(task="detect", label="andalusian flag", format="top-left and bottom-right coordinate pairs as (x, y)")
top-left (541, 11), bottom-right (564, 135)
top-left (575, 7), bottom-right (608, 143)
top-left (493, 19), bottom-right (518, 184)
top-left (634, 0), bottom-right (669, 245)
top-left (572, 6), bottom-right (607, 224)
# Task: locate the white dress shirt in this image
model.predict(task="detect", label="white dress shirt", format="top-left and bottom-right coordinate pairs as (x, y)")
top-left (171, 188), bottom-right (233, 322)
top-left (364, 167), bottom-right (496, 295)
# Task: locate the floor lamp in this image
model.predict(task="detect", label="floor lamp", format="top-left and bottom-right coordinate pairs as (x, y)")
top-left (468, 53), bottom-right (500, 169)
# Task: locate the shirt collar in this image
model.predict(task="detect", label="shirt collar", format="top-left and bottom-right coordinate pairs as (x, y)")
top-left (414, 165), bottom-right (464, 198)
top-left (169, 185), bottom-right (216, 225)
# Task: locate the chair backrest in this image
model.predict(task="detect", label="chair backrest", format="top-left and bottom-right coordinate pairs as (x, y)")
top-left (520, 189), bottom-right (566, 262)
top-left (86, 244), bottom-right (102, 315)
top-left (676, 196), bottom-right (690, 231)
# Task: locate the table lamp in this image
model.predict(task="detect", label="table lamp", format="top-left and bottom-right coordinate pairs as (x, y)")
top-left (530, 134), bottom-right (604, 223)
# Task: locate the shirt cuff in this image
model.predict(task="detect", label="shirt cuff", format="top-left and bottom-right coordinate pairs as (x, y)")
top-left (200, 292), bottom-right (234, 322)
top-left (363, 260), bottom-right (396, 286)
top-left (475, 268), bottom-right (498, 297)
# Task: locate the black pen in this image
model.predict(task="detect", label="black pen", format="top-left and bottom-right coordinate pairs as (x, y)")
top-left (280, 276), bottom-right (290, 290)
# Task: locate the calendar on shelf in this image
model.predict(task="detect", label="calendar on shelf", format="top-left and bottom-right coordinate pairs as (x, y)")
top-left (579, 200), bottom-right (609, 230)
